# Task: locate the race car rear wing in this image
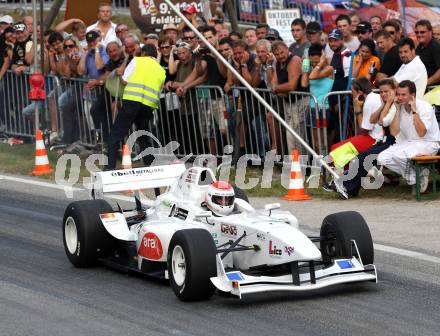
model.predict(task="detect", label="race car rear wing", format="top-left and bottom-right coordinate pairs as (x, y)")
top-left (91, 163), bottom-right (186, 198)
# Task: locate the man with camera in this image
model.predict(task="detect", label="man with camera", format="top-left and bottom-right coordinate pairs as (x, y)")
top-left (378, 80), bottom-right (440, 192)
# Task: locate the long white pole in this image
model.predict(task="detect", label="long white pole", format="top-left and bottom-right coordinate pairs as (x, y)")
top-left (32, 0), bottom-right (39, 130)
top-left (163, 0), bottom-right (338, 179)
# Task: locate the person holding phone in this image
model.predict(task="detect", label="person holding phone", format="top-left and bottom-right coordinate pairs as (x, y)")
top-left (378, 80), bottom-right (440, 192)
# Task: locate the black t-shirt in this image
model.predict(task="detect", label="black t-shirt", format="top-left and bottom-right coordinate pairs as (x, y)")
top-left (379, 45), bottom-right (402, 77)
top-left (203, 54), bottom-right (226, 89)
top-left (416, 38), bottom-right (440, 79)
top-left (11, 36), bottom-right (31, 67)
top-left (105, 56), bottom-right (125, 72)
top-left (160, 56), bottom-right (175, 83)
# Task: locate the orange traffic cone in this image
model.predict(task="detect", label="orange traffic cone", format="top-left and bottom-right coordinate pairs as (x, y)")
top-left (31, 129), bottom-right (53, 176)
top-left (121, 144), bottom-right (132, 169)
top-left (282, 149), bottom-right (312, 201)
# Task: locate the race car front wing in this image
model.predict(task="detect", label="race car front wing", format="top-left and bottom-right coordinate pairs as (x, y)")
top-left (211, 256), bottom-right (377, 299)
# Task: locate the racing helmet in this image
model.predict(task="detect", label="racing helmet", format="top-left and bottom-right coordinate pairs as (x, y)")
top-left (206, 181), bottom-right (235, 216)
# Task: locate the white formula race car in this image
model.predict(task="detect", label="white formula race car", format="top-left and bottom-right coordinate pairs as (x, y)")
top-left (62, 163), bottom-right (377, 301)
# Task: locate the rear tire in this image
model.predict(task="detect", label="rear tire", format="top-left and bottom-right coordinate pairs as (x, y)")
top-left (168, 229), bottom-right (217, 301)
top-left (320, 211), bottom-right (374, 265)
top-left (62, 200), bottom-right (114, 268)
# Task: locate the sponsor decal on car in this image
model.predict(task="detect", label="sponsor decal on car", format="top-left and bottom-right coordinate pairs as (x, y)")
top-left (211, 232), bottom-right (218, 245)
top-left (337, 260), bottom-right (354, 269)
top-left (110, 167), bottom-right (164, 177)
top-left (284, 246), bottom-right (294, 256)
top-left (226, 271), bottom-right (245, 281)
top-left (269, 240), bottom-right (282, 256)
top-left (221, 224), bottom-right (237, 236)
top-left (138, 232), bottom-right (163, 260)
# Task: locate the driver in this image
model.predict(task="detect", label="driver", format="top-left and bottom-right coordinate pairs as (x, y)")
top-left (205, 181), bottom-right (235, 216)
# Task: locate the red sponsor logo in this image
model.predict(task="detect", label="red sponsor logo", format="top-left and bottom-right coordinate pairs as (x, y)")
top-left (138, 232), bottom-right (163, 260)
top-left (269, 240), bottom-right (282, 256)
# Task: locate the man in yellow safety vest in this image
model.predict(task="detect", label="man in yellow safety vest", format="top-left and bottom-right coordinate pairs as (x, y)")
top-left (107, 43), bottom-right (165, 169)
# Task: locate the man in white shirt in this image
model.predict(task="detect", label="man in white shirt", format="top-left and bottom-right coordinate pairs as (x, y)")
top-left (378, 80), bottom-right (440, 190)
top-left (86, 3), bottom-right (117, 48)
top-left (393, 37), bottom-right (428, 99)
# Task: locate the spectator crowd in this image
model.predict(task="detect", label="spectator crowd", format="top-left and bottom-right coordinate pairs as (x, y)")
top-left (1, 2), bottom-right (440, 197)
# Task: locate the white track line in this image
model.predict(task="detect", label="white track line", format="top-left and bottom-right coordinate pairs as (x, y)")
top-left (374, 244), bottom-right (440, 264)
top-left (2, 174), bottom-right (440, 265)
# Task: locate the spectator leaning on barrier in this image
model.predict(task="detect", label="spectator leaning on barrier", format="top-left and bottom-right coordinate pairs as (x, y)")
top-left (256, 23), bottom-right (270, 40)
top-left (271, 40), bottom-right (306, 155)
top-left (0, 15), bottom-right (13, 70)
top-left (195, 25), bottom-right (228, 154)
top-left (370, 15), bottom-right (383, 36)
top-left (165, 42), bottom-right (202, 153)
top-left (289, 18), bottom-right (310, 58)
top-left (300, 43), bottom-right (334, 154)
top-left (90, 41), bottom-right (126, 142)
top-left (252, 39), bottom-right (276, 151)
top-left (336, 14), bottom-right (360, 52)
top-left (324, 79), bottom-right (397, 199)
top-left (375, 30), bottom-right (402, 82)
top-left (78, 30), bottom-right (109, 80)
top-left (378, 80), bottom-right (440, 192)
top-left (244, 28), bottom-right (257, 55)
top-left (86, 3), bottom-right (117, 48)
top-left (0, 26), bottom-right (14, 79)
top-left (392, 37), bottom-right (427, 100)
top-left (107, 44), bottom-right (165, 169)
top-left (10, 22), bottom-right (31, 75)
top-left (414, 20), bottom-right (440, 86)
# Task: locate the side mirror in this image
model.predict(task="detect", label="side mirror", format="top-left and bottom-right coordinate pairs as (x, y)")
top-left (195, 210), bottom-right (212, 218)
top-left (264, 203), bottom-right (281, 212)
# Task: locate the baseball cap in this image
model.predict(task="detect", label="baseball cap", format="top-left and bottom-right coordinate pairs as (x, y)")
top-left (86, 30), bottom-right (100, 43)
top-left (182, 4), bottom-right (197, 14)
top-left (265, 28), bottom-right (280, 40)
top-left (328, 28), bottom-right (343, 40)
top-left (356, 21), bottom-right (372, 33)
top-left (163, 23), bottom-right (178, 31)
top-left (0, 15), bottom-right (13, 25)
top-left (306, 21), bottom-right (321, 34)
top-left (146, 33), bottom-right (159, 40)
top-left (13, 22), bottom-right (26, 33)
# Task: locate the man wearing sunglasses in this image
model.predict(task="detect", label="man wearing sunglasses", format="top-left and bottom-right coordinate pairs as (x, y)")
top-left (182, 26), bottom-right (199, 52)
top-left (415, 19), bottom-right (440, 86)
top-left (375, 30), bottom-right (402, 82)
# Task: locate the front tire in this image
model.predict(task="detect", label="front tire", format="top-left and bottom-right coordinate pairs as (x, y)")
top-left (63, 200), bottom-right (114, 268)
top-left (168, 229), bottom-right (217, 301)
top-left (320, 211), bottom-right (374, 265)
